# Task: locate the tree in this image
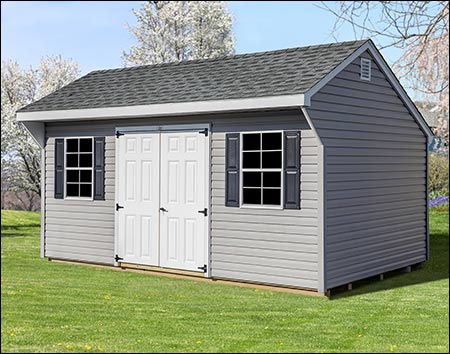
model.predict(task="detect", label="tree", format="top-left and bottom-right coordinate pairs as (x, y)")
top-left (322, 1), bottom-right (449, 152)
top-left (189, 1), bottom-right (235, 60)
top-left (122, 1), bottom-right (234, 66)
top-left (1, 56), bottom-right (80, 209)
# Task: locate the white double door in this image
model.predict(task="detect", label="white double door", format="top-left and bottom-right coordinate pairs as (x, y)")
top-left (117, 129), bottom-right (208, 272)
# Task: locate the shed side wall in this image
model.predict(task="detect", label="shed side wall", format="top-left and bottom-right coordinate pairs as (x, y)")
top-left (307, 51), bottom-right (427, 289)
top-left (44, 110), bottom-right (320, 290)
top-left (210, 129), bottom-right (319, 290)
top-left (45, 135), bottom-right (115, 264)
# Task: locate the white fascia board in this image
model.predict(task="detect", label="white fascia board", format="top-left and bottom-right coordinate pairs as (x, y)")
top-left (16, 94), bottom-right (307, 122)
top-left (304, 40), bottom-right (433, 139)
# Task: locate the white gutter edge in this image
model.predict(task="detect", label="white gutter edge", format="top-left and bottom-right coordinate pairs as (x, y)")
top-left (16, 94), bottom-right (308, 122)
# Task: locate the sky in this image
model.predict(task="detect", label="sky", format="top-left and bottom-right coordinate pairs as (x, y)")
top-left (1, 1), bottom-right (402, 75)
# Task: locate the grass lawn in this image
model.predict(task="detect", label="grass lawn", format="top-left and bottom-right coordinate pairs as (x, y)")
top-left (1, 209), bottom-right (449, 353)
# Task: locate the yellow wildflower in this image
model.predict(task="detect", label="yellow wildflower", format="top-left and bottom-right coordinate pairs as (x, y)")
top-left (389, 344), bottom-right (398, 352)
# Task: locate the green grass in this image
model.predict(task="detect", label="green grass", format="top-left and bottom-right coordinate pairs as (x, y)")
top-left (1, 210), bottom-right (449, 353)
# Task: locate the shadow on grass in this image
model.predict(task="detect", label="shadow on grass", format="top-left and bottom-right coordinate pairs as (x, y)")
top-left (1, 224), bottom-right (40, 237)
top-left (330, 230), bottom-right (449, 299)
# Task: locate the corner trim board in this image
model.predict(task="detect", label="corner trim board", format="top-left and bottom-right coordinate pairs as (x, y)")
top-left (425, 143), bottom-right (430, 260)
top-left (40, 147), bottom-right (46, 258)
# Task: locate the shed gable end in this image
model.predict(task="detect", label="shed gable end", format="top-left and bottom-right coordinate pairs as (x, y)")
top-left (306, 50), bottom-right (428, 290)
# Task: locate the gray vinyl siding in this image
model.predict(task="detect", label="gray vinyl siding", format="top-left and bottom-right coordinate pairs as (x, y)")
top-left (210, 128), bottom-right (320, 290)
top-left (44, 110), bottom-right (321, 290)
top-left (306, 50), bottom-right (427, 289)
top-left (45, 134), bottom-right (116, 265)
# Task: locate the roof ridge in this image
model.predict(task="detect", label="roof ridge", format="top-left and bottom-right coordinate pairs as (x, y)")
top-left (89, 39), bottom-right (369, 74)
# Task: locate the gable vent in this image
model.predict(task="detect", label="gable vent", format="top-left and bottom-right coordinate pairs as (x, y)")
top-left (360, 58), bottom-right (372, 81)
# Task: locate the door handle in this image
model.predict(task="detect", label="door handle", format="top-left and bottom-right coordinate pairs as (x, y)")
top-left (159, 207), bottom-right (168, 212)
top-left (116, 203), bottom-right (124, 211)
top-left (198, 208), bottom-right (208, 216)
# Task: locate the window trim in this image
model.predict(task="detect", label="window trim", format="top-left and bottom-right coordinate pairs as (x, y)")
top-left (239, 130), bottom-right (284, 210)
top-left (64, 137), bottom-right (94, 200)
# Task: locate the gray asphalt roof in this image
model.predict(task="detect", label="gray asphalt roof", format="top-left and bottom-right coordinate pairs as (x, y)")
top-left (19, 40), bottom-right (367, 113)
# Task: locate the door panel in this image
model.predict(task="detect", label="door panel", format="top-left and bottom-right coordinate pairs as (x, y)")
top-left (116, 129), bottom-right (208, 272)
top-left (159, 131), bottom-right (208, 272)
top-left (117, 133), bottom-right (160, 266)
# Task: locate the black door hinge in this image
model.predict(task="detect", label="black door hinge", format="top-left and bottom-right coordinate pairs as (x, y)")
top-left (199, 128), bottom-right (208, 136)
top-left (198, 208), bottom-right (208, 216)
top-left (116, 131), bottom-right (124, 138)
top-left (116, 203), bottom-right (124, 211)
top-left (197, 264), bottom-right (207, 273)
top-left (115, 254), bottom-right (123, 262)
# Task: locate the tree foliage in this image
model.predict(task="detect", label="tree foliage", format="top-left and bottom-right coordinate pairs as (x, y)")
top-left (322, 1), bottom-right (449, 152)
top-left (429, 153), bottom-right (449, 195)
top-left (122, 1), bottom-right (234, 66)
top-left (1, 56), bottom-right (80, 201)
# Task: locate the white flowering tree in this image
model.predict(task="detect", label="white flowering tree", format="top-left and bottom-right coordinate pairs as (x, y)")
top-left (122, 1), bottom-right (234, 66)
top-left (1, 56), bottom-right (80, 209)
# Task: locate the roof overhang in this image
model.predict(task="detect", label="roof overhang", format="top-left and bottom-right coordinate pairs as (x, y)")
top-left (16, 39), bottom-right (433, 143)
top-left (16, 93), bottom-right (308, 123)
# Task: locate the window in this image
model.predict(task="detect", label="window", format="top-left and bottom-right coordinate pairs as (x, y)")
top-left (241, 132), bottom-right (283, 207)
top-left (65, 138), bottom-right (93, 198)
top-left (360, 58), bottom-right (372, 81)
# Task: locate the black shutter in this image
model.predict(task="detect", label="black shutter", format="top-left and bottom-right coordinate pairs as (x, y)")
top-left (93, 137), bottom-right (105, 200)
top-left (284, 131), bottom-right (301, 209)
top-left (54, 138), bottom-right (64, 199)
top-left (225, 133), bottom-right (240, 207)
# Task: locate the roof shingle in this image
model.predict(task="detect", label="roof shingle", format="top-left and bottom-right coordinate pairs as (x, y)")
top-left (19, 40), bottom-right (367, 112)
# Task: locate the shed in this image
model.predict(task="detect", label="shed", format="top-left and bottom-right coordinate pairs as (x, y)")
top-left (17, 39), bottom-right (433, 295)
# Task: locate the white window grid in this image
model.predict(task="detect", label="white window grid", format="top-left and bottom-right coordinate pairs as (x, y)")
top-left (64, 137), bottom-right (94, 200)
top-left (240, 131), bottom-right (284, 209)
